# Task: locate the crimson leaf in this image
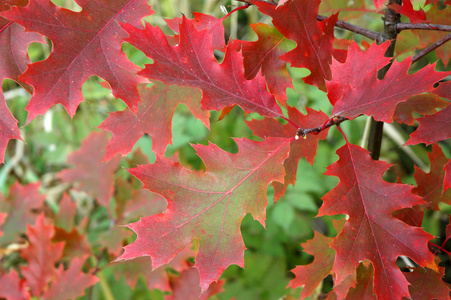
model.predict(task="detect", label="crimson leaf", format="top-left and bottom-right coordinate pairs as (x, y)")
top-left (2, 0), bottom-right (152, 119)
top-left (318, 143), bottom-right (436, 299)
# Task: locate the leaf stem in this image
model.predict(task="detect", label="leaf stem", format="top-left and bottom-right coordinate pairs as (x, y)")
top-left (336, 123), bottom-right (350, 144)
top-left (210, 3), bottom-right (250, 33)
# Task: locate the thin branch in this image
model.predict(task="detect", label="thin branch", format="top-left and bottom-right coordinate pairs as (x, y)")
top-left (412, 33), bottom-right (451, 63)
top-left (296, 116), bottom-right (348, 138)
top-left (397, 22), bottom-right (451, 32)
top-left (317, 15), bottom-right (381, 41)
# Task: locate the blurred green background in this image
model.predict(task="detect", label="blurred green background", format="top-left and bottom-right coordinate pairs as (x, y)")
top-left (2, 0), bottom-right (451, 299)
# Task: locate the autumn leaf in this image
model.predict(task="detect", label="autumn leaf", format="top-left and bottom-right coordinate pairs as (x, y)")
top-left (393, 94), bottom-right (449, 125)
top-left (0, 0), bottom-right (44, 91)
top-left (288, 232), bottom-right (335, 298)
top-left (58, 131), bottom-right (121, 208)
top-left (53, 193), bottom-right (76, 232)
top-left (344, 263), bottom-right (376, 299)
top-left (0, 93), bottom-right (21, 163)
top-left (372, 0), bottom-right (385, 10)
top-left (1, 0), bottom-right (152, 119)
top-left (388, 0), bottom-right (429, 24)
top-left (42, 256), bottom-right (98, 300)
top-left (318, 143), bottom-right (436, 300)
top-left (404, 261), bottom-right (451, 300)
top-left (405, 105), bottom-right (451, 145)
top-left (122, 16), bottom-right (283, 118)
top-left (165, 12), bottom-right (225, 51)
top-left (414, 5), bottom-right (451, 66)
top-left (167, 267), bottom-right (225, 300)
top-left (237, 23), bottom-right (293, 103)
top-left (53, 228), bottom-right (91, 260)
top-left (20, 214), bottom-right (64, 296)
top-left (326, 41), bottom-right (391, 106)
top-left (253, 0), bottom-right (337, 90)
top-left (112, 243), bottom-right (195, 292)
top-left (0, 269), bottom-right (30, 300)
top-left (411, 144), bottom-right (451, 209)
top-left (100, 82), bottom-right (209, 158)
top-left (247, 106), bottom-right (329, 200)
top-left (445, 159), bottom-right (451, 192)
top-left (0, 212), bottom-right (5, 238)
top-left (116, 137), bottom-right (290, 290)
top-left (0, 182), bottom-right (45, 246)
top-left (331, 58), bottom-right (450, 122)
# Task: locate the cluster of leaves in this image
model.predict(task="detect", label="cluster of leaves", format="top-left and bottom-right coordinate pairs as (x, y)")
top-left (0, 0), bottom-right (451, 299)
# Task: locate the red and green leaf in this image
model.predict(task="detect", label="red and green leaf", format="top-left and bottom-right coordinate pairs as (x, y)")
top-left (116, 137), bottom-right (290, 290)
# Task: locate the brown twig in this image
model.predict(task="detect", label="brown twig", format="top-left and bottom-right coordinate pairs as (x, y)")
top-left (397, 22), bottom-right (451, 32)
top-left (296, 116), bottom-right (348, 138)
top-left (411, 33), bottom-right (451, 63)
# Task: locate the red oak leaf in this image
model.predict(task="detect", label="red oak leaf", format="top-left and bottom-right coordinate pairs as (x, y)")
top-left (167, 267), bottom-right (225, 300)
top-left (405, 105), bottom-right (451, 145)
top-left (0, 5), bottom-right (44, 92)
top-left (0, 269), bottom-right (30, 300)
top-left (253, 0), bottom-right (337, 90)
top-left (388, 0), bottom-right (429, 24)
top-left (404, 261), bottom-right (451, 300)
top-left (116, 137), bottom-right (290, 290)
top-left (317, 143), bottom-right (435, 300)
top-left (100, 82), bottom-right (209, 159)
top-left (20, 214), bottom-right (64, 297)
top-left (165, 12), bottom-right (225, 51)
top-left (0, 93), bottom-right (21, 163)
top-left (331, 58), bottom-right (450, 122)
top-left (432, 81), bottom-right (451, 100)
top-left (445, 159), bottom-right (451, 192)
top-left (121, 16), bottom-right (283, 118)
top-left (53, 227), bottom-right (91, 260)
top-left (414, 5), bottom-right (451, 66)
top-left (112, 243), bottom-right (195, 292)
top-left (0, 212), bottom-right (5, 238)
top-left (393, 94), bottom-right (449, 125)
top-left (42, 256), bottom-right (98, 300)
top-left (288, 232), bottom-right (335, 298)
top-left (247, 106), bottom-right (329, 200)
top-left (53, 193), bottom-right (76, 232)
top-left (99, 179), bottom-right (167, 257)
top-left (238, 23), bottom-right (293, 103)
top-left (1, 0), bottom-right (152, 120)
top-left (326, 41), bottom-right (391, 106)
top-left (372, 0), bottom-right (386, 10)
top-left (411, 144), bottom-right (451, 209)
top-left (0, 182), bottom-right (45, 246)
top-left (58, 131), bottom-right (121, 208)
top-left (393, 207), bottom-right (424, 228)
top-left (344, 262), bottom-right (376, 299)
